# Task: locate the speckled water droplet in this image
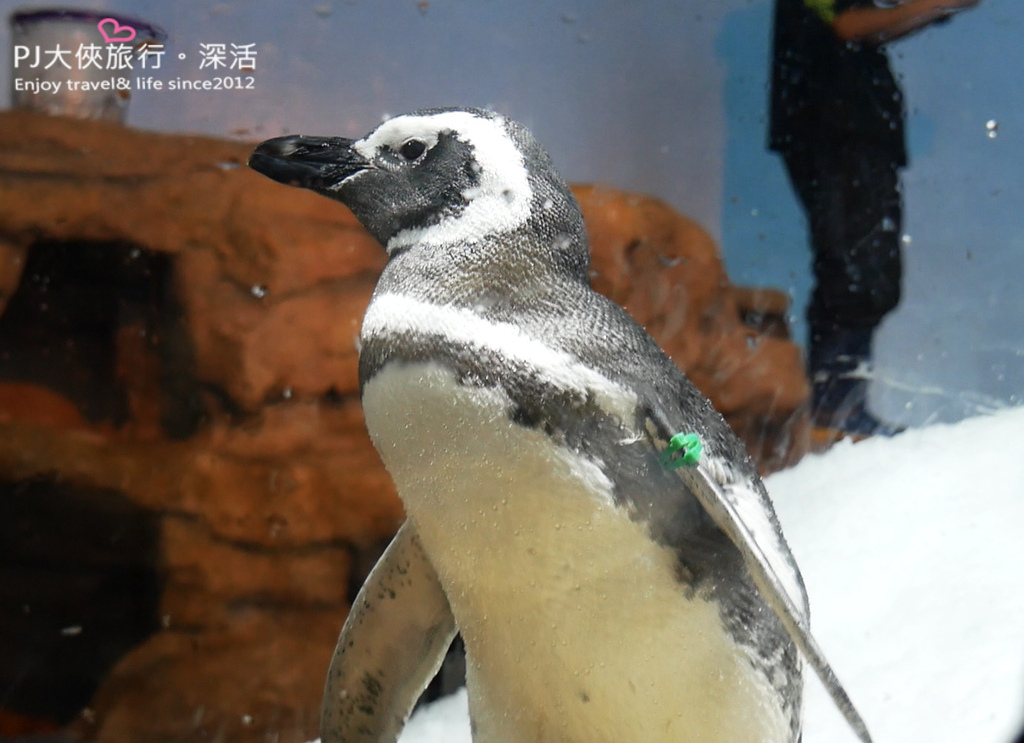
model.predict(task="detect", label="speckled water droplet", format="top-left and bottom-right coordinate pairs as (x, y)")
top-left (986, 119), bottom-right (999, 139)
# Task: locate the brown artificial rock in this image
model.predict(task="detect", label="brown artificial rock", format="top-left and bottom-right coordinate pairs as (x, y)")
top-left (0, 110), bottom-right (810, 742)
top-left (0, 413), bottom-right (399, 742)
top-left (0, 382), bottom-right (93, 430)
top-left (78, 617), bottom-right (342, 743)
top-left (159, 515), bottom-right (351, 629)
top-left (177, 249), bottom-right (376, 408)
top-left (0, 110), bottom-right (384, 412)
top-left (0, 239), bottom-right (27, 317)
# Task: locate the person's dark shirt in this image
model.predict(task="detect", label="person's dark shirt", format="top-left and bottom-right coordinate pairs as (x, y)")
top-left (769, 0), bottom-right (907, 166)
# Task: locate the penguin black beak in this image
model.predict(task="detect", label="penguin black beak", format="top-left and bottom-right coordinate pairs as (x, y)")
top-left (248, 135), bottom-right (370, 191)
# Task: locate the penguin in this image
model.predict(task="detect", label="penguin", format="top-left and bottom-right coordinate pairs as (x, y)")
top-left (248, 107), bottom-right (871, 743)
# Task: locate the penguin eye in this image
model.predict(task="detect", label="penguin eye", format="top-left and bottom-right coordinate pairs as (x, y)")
top-left (398, 139), bottom-right (427, 162)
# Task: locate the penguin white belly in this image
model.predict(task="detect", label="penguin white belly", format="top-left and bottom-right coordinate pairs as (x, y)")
top-left (362, 362), bottom-right (790, 743)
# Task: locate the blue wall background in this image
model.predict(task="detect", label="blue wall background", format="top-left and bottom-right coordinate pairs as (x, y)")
top-left (2, 0), bottom-right (1021, 425)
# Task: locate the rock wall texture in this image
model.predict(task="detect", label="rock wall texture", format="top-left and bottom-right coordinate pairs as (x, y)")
top-left (0, 111), bottom-right (809, 743)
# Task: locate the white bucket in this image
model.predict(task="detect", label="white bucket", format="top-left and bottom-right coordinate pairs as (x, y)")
top-left (9, 8), bottom-right (165, 123)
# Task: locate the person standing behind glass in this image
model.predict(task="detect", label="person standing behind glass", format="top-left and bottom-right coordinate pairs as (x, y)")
top-left (769, 0), bottom-right (981, 435)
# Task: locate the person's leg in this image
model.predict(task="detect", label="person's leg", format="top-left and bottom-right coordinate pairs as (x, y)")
top-left (806, 141), bottom-right (902, 332)
top-left (784, 141), bottom-right (904, 434)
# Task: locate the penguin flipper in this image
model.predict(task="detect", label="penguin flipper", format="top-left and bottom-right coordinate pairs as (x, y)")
top-left (645, 415), bottom-right (873, 743)
top-left (321, 519), bottom-right (457, 743)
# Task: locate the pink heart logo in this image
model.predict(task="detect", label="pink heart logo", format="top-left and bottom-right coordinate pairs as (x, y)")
top-left (97, 18), bottom-right (136, 44)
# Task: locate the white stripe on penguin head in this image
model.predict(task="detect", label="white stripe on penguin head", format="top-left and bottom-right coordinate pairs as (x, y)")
top-left (354, 111), bottom-right (533, 253)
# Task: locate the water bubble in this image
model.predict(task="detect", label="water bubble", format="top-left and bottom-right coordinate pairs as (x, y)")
top-left (881, 216), bottom-right (896, 232)
top-left (553, 235), bottom-right (572, 251)
top-left (250, 284), bottom-right (268, 299)
top-left (901, 234), bottom-right (912, 246)
top-left (986, 119), bottom-right (999, 139)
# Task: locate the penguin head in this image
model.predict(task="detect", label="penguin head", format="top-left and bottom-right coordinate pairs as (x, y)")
top-left (249, 107), bottom-right (587, 274)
